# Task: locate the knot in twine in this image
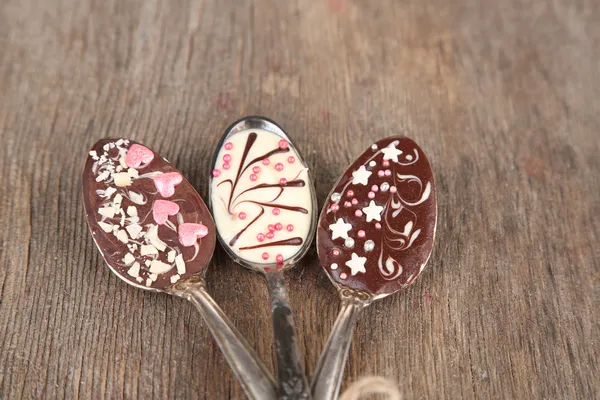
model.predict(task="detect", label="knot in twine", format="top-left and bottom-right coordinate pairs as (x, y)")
top-left (339, 376), bottom-right (402, 400)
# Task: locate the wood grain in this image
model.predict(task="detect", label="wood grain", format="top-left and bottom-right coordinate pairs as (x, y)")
top-left (1, 0), bottom-right (599, 398)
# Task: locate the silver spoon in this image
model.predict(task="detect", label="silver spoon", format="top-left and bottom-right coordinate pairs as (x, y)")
top-left (311, 137), bottom-right (437, 400)
top-left (82, 138), bottom-right (277, 400)
top-left (209, 117), bottom-right (317, 399)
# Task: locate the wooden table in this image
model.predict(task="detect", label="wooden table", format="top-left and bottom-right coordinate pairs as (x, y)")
top-left (1, 0), bottom-right (598, 398)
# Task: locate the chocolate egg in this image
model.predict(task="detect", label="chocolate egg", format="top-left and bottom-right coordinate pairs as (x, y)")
top-left (317, 137), bottom-right (437, 296)
top-left (82, 138), bottom-right (216, 290)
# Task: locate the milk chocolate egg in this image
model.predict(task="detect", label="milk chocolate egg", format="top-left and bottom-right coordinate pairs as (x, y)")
top-left (82, 138), bottom-right (216, 290)
top-left (317, 137), bottom-right (437, 296)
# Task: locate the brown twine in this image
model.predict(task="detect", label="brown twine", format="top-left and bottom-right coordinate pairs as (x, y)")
top-left (339, 376), bottom-right (402, 400)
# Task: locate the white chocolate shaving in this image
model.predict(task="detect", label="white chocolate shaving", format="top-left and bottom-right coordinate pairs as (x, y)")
top-left (98, 206), bottom-right (115, 219)
top-left (175, 254), bottom-right (186, 275)
top-left (126, 223), bottom-right (143, 239)
top-left (140, 245), bottom-right (158, 256)
top-left (122, 253), bottom-right (135, 265)
top-left (98, 221), bottom-right (113, 233)
top-left (167, 250), bottom-right (176, 263)
top-left (126, 206), bottom-right (137, 216)
top-left (149, 260), bottom-right (172, 274)
top-left (116, 230), bottom-right (129, 243)
top-left (95, 170), bottom-right (110, 182)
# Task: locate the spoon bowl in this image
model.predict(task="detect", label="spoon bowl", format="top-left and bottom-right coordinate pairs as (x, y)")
top-left (82, 138), bottom-right (277, 400)
top-left (210, 116), bottom-right (317, 399)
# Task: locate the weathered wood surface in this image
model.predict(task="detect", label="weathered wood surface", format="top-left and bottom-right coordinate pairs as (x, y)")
top-left (0, 0), bottom-right (598, 398)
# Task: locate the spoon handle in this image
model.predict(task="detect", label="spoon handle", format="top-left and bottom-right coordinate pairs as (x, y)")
top-left (178, 281), bottom-right (278, 400)
top-left (310, 297), bottom-right (368, 400)
top-left (266, 271), bottom-right (311, 399)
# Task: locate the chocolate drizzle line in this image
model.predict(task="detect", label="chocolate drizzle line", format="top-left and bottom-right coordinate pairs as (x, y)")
top-left (233, 179), bottom-right (305, 203)
top-left (239, 237), bottom-right (303, 250)
top-left (239, 201), bottom-right (309, 214)
top-left (229, 208), bottom-right (265, 246)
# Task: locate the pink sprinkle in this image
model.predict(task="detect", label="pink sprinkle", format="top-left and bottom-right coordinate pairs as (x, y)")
top-left (224, 142), bottom-right (233, 150)
top-left (276, 263), bottom-right (284, 270)
top-left (275, 223), bottom-right (283, 231)
top-left (238, 212), bottom-right (247, 220)
top-left (212, 169), bottom-right (221, 177)
top-left (384, 169), bottom-right (391, 176)
top-left (371, 185), bottom-right (379, 192)
top-left (223, 163), bottom-right (231, 170)
top-left (257, 233), bottom-right (265, 242)
top-left (378, 170), bottom-right (385, 177)
top-left (286, 224), bottom-right (294, 232)
top-left (250, 174), bottom-right (258, 181)
top-left (253, 166), bottom-right (261, 173)
top-left (278, 140), bottom-right (288, 149)
top-left (344, 201), bottom-right (352, 208)
top-left (340, 272), bottom-right (348, 280)
top-left (358, 230), bottom-right (365, 238)
top-left (390, 186), bottom-right (397, 193)
top-left (275, 163), bottom-right (284, 171)
top-left (272, 208), bottom-right (281, 215)
top-left (262, 158), bottom-right (270, 165)
top-left (268, 224), bottom-right (275, 232)
top-left (276, 254), bottom-right (284, 263)
top-left (382, 160), bottom-right (390, 167)
top-left (375, 223), bottom-right (382, 229)
top-left (351, 198), bottom-right (358, 205)
top-left (264, 267), bottom-right (272, 272)
top-left (346, 190), bottom-right (354, 197)
top-left (280, 178), bottom-right (287, 185)
top-left (331, 203), bottom-right (339, 212)
top-left (223, 154), bottom-right (232, 162)
top-left (287, 156), bottom-right (295, 163)
top-left (266, 232), bottom-right (275, 239)
top-left (262, 253), bottom-right (269, 260)
top-left (368, 192), bottom-right (375, 199)
top-left (333, 249), bottom-right (340, 256)
top-left (355, 210), bottom-right (363, 217)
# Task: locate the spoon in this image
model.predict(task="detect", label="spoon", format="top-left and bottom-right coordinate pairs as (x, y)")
top-left (209, 116), bottom-right (317, 399)
top-left (311, 137), bottom-right (437, 400)
top-left (82, 138), bottom-right (277, 400)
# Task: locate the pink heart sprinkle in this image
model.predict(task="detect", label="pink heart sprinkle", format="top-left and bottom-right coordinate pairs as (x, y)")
top-left (125, 144), bottom-right (154, 168)
top-left (178, 223), bottom-right (209, 247)
top-left (152, 200), bottom-right (180, 225)
top-left (152, 172), bottom-right (183, 197)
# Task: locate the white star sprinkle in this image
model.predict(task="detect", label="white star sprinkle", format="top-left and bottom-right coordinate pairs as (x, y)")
top-left (362, 200), bottom-right (384, 222)
top-left (345, 253), bottom-right (366, 275)
top-left (329, 218), bottom-right (352, 240)
top-left (381, 141), bottom-right (402, 162)
top-left (352, 165), bottom-right (372, 185)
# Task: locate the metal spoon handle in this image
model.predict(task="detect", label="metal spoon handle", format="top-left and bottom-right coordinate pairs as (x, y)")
top-left (311, 297), bottom-right (367, 400)
top-left (266, 271), bottom-right (311, 399)
top-left (179, 281), bottom-right (277, 400)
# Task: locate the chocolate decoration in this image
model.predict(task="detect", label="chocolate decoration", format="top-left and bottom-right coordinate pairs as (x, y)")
top-left (82, 139), bottom-right (216, 290)
top-left (317, 137), bottom-right (437, 296)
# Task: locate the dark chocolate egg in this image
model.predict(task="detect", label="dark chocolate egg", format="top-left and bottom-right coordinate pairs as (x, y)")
top-left (317, 137), bottom-right (437, 296)
top-left (82, 139), bottom-right (216, 290)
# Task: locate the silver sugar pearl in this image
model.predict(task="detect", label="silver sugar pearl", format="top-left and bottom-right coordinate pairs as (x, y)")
top-left (344, 237), bottom-right (355, 248)
top-left (331, 192), bottom-right (342, 202)
top-left (371, 144), bottom-right (378, 150)
top-left (380, 182), bottom-right (390, 192)
top-left (364, 240), bottom-right (375, 252)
